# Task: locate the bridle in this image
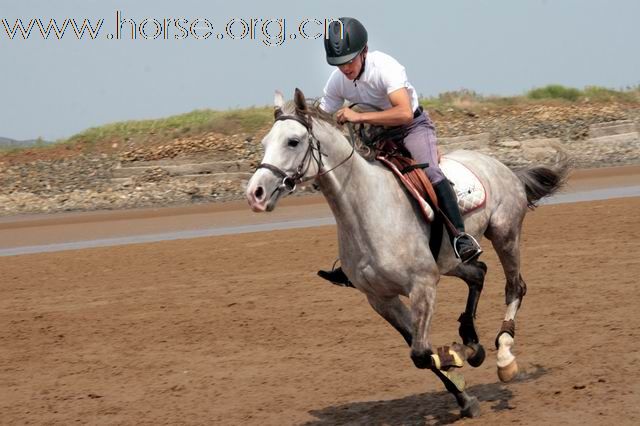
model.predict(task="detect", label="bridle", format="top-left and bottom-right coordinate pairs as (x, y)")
top-left (255, 108), bottom-right (356, 195)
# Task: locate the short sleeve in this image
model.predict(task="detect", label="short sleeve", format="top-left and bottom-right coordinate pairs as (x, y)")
top-left (380, 58), bottom-right (408, 95)
top-left (318, 70), bottom-right (344, 114)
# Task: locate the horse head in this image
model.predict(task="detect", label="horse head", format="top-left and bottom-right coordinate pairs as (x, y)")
top-left (246, 88), bottom-right (324, 212)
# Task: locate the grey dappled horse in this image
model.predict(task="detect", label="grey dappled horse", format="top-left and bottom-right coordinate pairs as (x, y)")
top-left (246, 88), bottom-right (568, 418)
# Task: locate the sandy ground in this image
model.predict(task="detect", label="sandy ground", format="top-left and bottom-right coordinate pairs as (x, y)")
top-left (0, 172), bottom-right (639, 424)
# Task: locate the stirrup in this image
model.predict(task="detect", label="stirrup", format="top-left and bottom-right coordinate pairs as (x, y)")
top-left (453, 233), bottom-right (483, 263)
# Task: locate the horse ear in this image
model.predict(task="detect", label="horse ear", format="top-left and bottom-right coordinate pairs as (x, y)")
top-left (274, 90), bottom-right (284, 108)
top-left (294, 88), bottom-right (307, 113)
top-left (274, 90), bottom-right (284, 119)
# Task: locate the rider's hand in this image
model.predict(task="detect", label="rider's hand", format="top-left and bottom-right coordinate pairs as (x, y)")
top-left (336, 107), bottom-right (361, 125)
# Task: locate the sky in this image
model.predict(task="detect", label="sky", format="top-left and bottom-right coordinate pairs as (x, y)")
top-left (1, 0), bottom-right (639, 141)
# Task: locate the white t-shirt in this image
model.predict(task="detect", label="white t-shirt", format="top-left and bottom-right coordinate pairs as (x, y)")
top-left (319, 50), bottom-right (420, 114)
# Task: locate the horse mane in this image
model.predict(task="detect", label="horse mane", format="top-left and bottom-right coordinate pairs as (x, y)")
top-left (279, 97), bottom-right (336, 125)
top-left (279, 98), bottom-right (379, 160)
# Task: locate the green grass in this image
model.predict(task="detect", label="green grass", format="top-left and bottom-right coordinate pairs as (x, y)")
top-left (582, 85), bottom-right (639, 102)
top-left (419, 85), bottom-right (640, 112)
top-left (527, 84), bottom-right (582, 101)
top-left (526, 84), bottom-right (640, 103)
top-left (62, 107), bottom-right (273, 147)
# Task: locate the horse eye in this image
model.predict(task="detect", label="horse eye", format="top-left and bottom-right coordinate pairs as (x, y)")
top-left (288, 138), bottom-right (300, 147)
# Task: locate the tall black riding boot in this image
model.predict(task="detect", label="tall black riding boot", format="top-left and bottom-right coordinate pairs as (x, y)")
top-left (433, 180), bottom-right (483, 263)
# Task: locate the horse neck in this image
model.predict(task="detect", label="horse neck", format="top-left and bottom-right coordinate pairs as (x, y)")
top-left (312, 121), bottom-right (373, 219)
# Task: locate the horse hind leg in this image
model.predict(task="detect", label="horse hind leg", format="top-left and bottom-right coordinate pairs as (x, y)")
top-left (489, 228), bottom-right (526, 383)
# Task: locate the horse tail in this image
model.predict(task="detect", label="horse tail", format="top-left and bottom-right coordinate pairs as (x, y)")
top-left (514, 152), bottom-right (571, 209)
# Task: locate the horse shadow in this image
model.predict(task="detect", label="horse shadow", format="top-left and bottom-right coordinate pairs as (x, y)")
top-left (304, 364), bottom-right (548, 426)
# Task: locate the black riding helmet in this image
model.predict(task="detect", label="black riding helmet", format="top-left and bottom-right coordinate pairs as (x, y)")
top-left (324, 17), bottom-right (368, 66)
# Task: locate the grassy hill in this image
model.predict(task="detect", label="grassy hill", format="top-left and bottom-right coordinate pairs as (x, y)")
top-left (1, 84), bottom-right (639, 163)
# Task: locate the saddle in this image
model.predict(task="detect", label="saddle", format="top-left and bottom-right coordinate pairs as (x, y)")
top-left (349, 124), bottom-right (486, 225)
top-left (376, 139), bottom-right (439, 223)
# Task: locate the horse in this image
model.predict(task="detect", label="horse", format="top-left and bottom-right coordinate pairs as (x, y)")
top-left (245, 88), bottom-right (568, 418)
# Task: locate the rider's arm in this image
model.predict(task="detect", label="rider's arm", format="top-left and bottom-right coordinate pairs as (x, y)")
top-left (319, 70), bottom-right (345, 114)
top-left (333, 53), bottom-right (415, 126)
top-left (347, 87), bottom-right (414, 126)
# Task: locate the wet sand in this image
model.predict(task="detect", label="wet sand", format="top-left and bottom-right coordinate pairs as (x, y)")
top-left (0, 165), bottom-right (638, 256)
top-left (0, 166), bottom-right (638, 425)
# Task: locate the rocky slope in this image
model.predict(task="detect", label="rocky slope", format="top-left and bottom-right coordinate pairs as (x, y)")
top-left (1, 101), bottom-right (638, 216)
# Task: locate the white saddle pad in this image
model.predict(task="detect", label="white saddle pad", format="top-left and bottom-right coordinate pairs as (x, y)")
top-left (440, 158), bottom-right (486, 214)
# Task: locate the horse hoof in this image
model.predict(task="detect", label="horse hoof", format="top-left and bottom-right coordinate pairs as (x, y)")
top-left (467, 343), bottom-right (486, 368)
top-left (460, 396), bottom-right (481, 418)
top-left (497, 359), bottom-right (518, 382)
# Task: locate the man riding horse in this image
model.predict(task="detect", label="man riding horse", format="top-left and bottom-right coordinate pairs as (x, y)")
top-left (317, 17), bottom-right (483, 286)
top-left (246, 19), bottom-right (569, 416)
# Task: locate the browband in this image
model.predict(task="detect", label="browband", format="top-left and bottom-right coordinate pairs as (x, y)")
top-left (274, 112), bottom-right (312, 130)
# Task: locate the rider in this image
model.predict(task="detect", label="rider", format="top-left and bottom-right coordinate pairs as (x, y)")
top-left (317, 17), bottom-right (482, 286)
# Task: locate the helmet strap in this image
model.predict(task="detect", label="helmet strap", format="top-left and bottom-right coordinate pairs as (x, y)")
top-left (353, 49), bottom-right (367, 87)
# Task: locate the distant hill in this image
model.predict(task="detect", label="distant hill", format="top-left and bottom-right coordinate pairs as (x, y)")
top-left (0, 136), bottom-right (53, 148)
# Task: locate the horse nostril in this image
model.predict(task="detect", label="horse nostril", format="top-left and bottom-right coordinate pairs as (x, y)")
top-left (254, 186), bottom-right (264, 201)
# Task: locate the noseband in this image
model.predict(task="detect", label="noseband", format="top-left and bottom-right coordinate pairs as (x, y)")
top-left (255, 108), bottom-right (355, 194)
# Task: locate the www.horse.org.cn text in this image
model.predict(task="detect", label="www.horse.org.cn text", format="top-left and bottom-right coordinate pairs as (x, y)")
top-left (1, 12), bottom-right (345, 46)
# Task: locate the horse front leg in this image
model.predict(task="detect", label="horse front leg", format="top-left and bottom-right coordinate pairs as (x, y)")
top-left (365, 294), bottom-right (413, 346)
top-left (367, 290), bottom-right (480, 418)
top-left (408, 280), bottom-right (437, 369)
top-left (408, 274), bottom-right (481, 418)
top-left (408, 274), bottom-right (472, 370)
